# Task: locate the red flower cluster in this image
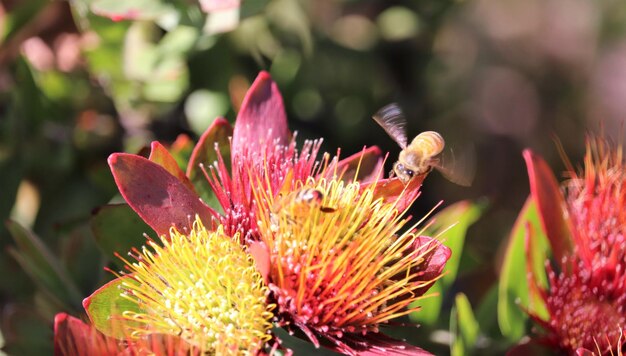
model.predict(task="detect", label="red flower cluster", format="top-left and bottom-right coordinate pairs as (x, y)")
top-left (54, 72), bottom-right (449, 355)
top-left (523, 136), bottom-right (626, 354)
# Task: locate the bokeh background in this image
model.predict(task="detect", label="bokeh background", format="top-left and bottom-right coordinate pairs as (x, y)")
top-left (1, 0), bottom-right (626, 354)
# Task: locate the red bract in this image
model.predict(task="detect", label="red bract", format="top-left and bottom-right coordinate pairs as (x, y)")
top-left (523, 136), bottom-right (626, 354)
top-left (104, 71), bottom-right (434, 355)
top-left (54, 313), bottom-right (198, 355)
top-left (109, 71), bottom-right (393, 241)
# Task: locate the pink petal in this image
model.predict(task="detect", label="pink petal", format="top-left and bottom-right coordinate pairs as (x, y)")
top-left (186, 117), bottom-right (233, 179)
top-left (148, 141), bottom-right (196, 193)
top-left (413, 236), bottom-right (452, 283)
top-left (54, 313), bottom-right (119, 355)
top-left (387, 235), bottom-right (451, 305)
top-left (333, 332), bottom-right (433, 355)
top-left (522, 149), bottom-right (573, 264)
top-left (366, 175), bottom-right (424, 212)
top-left (506, 339), bottom-right (553, 356)
top-left (248, 240), bottom-right (270, 283)
top-left (199, 0), bottom-right (240, 12)
top-left (232, 71), bottom-right (291, 160)
top-left (575, 348), bottom-right (595, 356)
top-left (334, 146), bottom-right (384, 183)
top-left (170, 133), bottom-right (194, 154)
top-left (108, 153), bottom-right (216, 236)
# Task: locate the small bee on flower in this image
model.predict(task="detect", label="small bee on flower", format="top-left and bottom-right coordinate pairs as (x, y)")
top-left (373, 103), bottom-right (474, 186)
top-left (269, 186), bottom-right (336, 232)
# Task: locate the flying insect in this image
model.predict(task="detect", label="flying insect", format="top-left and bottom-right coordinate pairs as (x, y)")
top-left (372, 103), bottom-right (474, 186)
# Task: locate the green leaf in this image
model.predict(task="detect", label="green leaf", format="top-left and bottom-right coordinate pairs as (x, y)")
top-left (1, 305), bottom-right (53, 355)
top-left (5, 220), bottom-right (83, 310)
top-left (240, 0), bottom-right (269, 18)
top-left (186, 117), bottom-right (232, 212)
top-left (409, 278), bottom-right (442, 326)
top-left (83, 276), bottom-right (144, 339)
top-left (91, 0), bottom-right (175, 21)
top-left (475, 285), bottom-right (500, 337)
top-left (156, 25), bottom-right (199, 57)
top-left (451, 293), bottom-right (479, 356)
top-left (122, 21), bottom-right (158, 81)
top-left (411, 200), bottom-right (483, 325)
top-left (91, 204), bottom-right (152, 266)
top-left (0, 156), bottom-right (22, 236)
top-left (2, 0), bottom-right (48, 43)
top-left (497, 197), bottom-right (549, 341)
top-left (425, 200), bottom-right (484, 288)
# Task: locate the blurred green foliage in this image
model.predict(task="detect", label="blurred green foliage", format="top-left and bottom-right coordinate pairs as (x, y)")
top-left (2, 0), bottom-right (626, 354)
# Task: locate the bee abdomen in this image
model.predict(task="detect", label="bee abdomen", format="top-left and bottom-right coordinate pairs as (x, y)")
top-left (295, 188), bottom-right (324, 205)
top-left (411, 131), bottom-right (445, 156)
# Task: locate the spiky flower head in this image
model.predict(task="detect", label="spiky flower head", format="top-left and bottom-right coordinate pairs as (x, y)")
top-left (536, 257), bottom-right (626, 353)
top-left (524, 135), bottom-right (626, 354)
top-left (564, 136), bottom-right (626, 293)
top-left (114, 217), bottom-right (274, 354)
top-left (255, 175), bottom-right (450, 353)
top-left (107, 71), bottom-right (384, 244)
top-left (204, 71), bottom-right (383, 243)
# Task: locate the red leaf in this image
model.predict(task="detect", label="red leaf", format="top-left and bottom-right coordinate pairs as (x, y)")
top-left (171, 134), bottom-right (194, 155)
top-left (232, 71), bottom-right (291, 160)
top-left (506, 339), bottom-right (553, 356)
top-left (523, 149), bottom-right (573, 263)
top-left (108, 153), bottom-right (216, 236)
top-left (186, 118), bottom-right (233, 183)
top-left (148, 141), bottom-right (196, 193)
top-left (334, 146), bottom-right (384, 183)
top-left (366, 175), bottom-right (425, 212)
top-left (335, 332), bottom-right (433, 355)
top-left (414, 236), bottom-right (452, 279)
top-left (54, 313), bottom-right (120, 355)
top-left (248, 240), bottom-right (270, 284)
top-left (408, 236), bottom-right (451, 297)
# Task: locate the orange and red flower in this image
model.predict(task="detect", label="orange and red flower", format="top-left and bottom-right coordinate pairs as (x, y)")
top-left (523, 135), bottom-right (626, 354)
top-left (58, 72), bottom-right (449, 355)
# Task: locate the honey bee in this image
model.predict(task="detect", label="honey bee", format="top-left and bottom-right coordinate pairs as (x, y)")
top-left (372, 103), bottom-right (474, 186)
top-left (270, 188), bottom-right (335, 231)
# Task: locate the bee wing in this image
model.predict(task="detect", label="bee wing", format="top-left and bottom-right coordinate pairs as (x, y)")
top-left (432, 145), bottom-right (476, 187)
top-left (372, 103), bottom-right (408, 149)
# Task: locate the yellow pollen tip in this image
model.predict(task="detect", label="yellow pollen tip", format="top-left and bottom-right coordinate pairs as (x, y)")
top-left (119, 217), bottom-right (274, 354)
top-left (256, 177), bottom-right (444, 337)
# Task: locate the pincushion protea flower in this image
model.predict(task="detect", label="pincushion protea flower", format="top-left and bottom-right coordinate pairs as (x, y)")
top-left (521, 135), bottom-right (626, 354)
top-left (95, 71), bottom-right (436, 354)
top-left (253, 175), bottom-right (450, 355)
top-left (107, 71), bottom-right (387, 244)
top-left (115, 217), bottom-right (275, 353)
top-left (74, 216), bottom-right (274, 355)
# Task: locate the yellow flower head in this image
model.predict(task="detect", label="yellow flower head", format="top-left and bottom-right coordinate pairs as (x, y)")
top-left (117, 217), bottom-right (274, 355)
top-left (255, 176), bottom-right (449, 346)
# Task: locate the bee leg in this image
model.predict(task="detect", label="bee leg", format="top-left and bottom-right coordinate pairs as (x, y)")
top-left (320, 206), bottom-right (337, 213)
top-left (389, 169), bottom-right (396, 179)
